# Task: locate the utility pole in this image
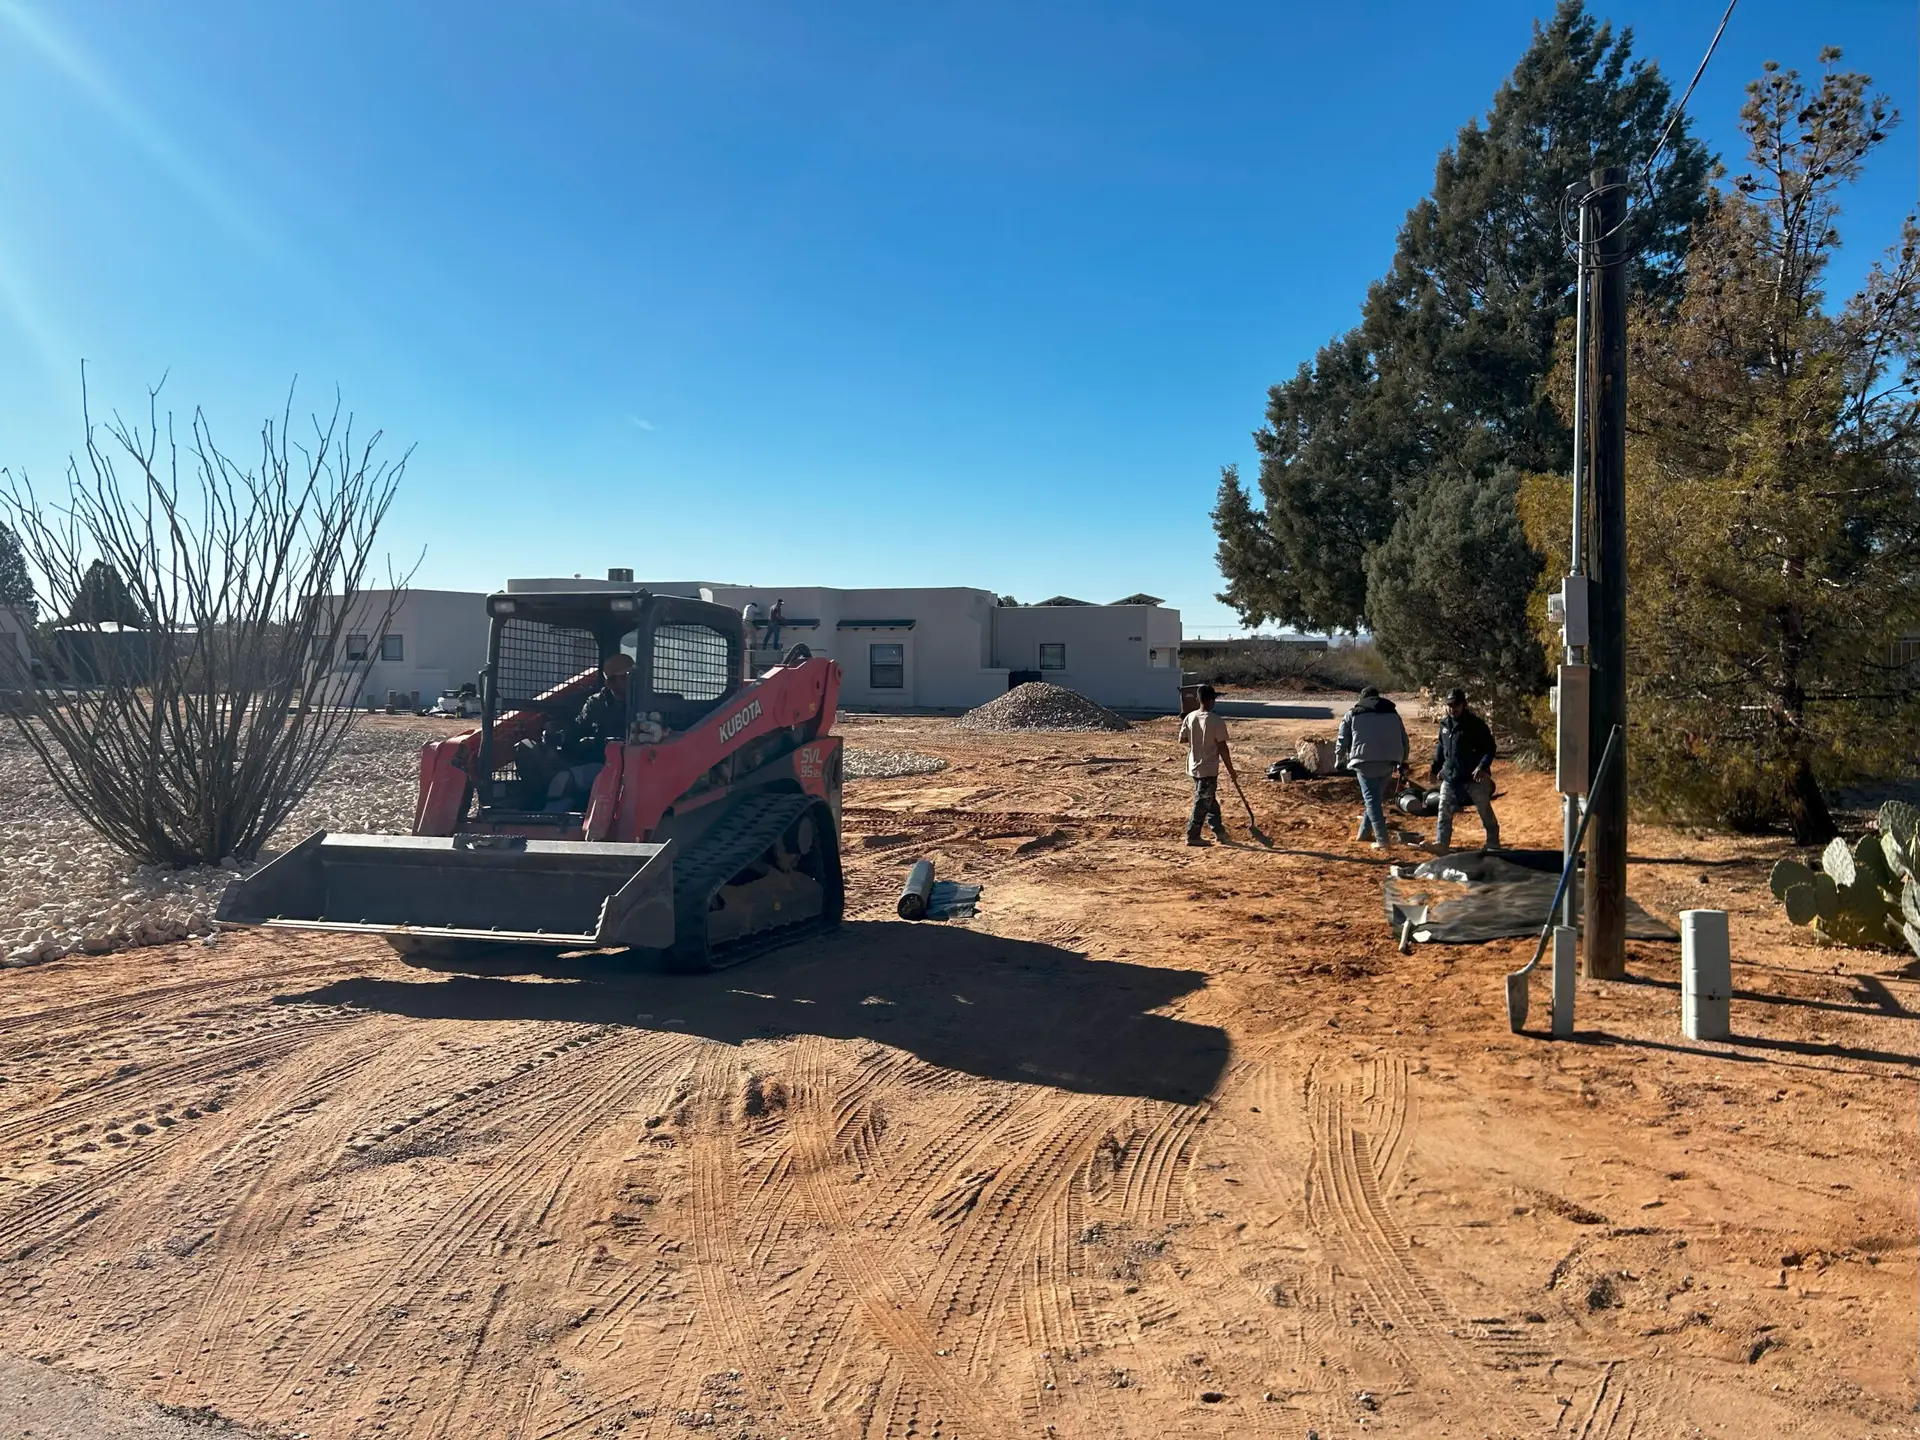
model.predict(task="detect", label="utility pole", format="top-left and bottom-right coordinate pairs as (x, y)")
top-left (1585, 164), bottom-right (1629, 979)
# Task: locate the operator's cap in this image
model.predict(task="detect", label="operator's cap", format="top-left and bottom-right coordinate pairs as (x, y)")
top-left (1446, 687), bottom-right (1467, 705)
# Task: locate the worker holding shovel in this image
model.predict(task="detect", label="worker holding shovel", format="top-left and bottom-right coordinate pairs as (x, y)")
top-left (1336, 686), bottom-right (1410, 853)
top-left (1178, 685), bottom-right (1235, 846)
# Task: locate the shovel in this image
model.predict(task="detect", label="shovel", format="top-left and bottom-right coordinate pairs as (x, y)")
top-left (1504, 725), bottom-right (1622, 1033)
top-left (1226, 770), bottom-right (1273, 847)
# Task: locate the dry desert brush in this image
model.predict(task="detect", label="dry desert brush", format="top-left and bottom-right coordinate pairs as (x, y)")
top-left (0, 384), bottom-right (413, 866)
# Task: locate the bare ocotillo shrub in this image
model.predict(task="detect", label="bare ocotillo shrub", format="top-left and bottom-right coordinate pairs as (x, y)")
top-left (0, 384), bottom-right (414, 865)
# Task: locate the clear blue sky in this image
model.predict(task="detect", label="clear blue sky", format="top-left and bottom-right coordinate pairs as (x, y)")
top-left (0, 1), bottom-right (1913, 634)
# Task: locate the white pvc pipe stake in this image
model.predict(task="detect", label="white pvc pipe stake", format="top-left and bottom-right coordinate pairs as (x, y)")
top-left (1680, 909), bottom-right (1732, 1041)
top-left (1551, 925), bottom-right (1577, 1037)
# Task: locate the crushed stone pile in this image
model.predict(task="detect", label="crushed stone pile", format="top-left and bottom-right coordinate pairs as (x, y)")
top-left (0, 723), bottom-right (431, 967)
top-left (844, 748), bottom-right (948, 779)
top-left (956, 682), bottom-right (1130, 733)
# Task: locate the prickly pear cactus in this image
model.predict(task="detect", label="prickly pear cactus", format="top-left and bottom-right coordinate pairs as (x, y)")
top-left (1772, 802), bottom-right (1920, 959)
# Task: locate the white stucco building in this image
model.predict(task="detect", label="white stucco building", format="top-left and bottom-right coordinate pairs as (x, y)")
top-left (698, 585), bottom-right (1181, 713)
top-left (0, 605), bottom-right (31, 673)
top-left (368, 574), bottom-right (1187, 715)
top-left (330, 589), bottom-right (489, 708)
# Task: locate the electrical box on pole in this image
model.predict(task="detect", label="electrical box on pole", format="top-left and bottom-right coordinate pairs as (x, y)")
top-left (1585, 165), bottom-right (1630, 980)
top-left (1554, 663), bottom-right (1591, 795)
top-left (1548, 575), bottom-right (1590, 649)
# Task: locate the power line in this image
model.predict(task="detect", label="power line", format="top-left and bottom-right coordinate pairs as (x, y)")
top-left (1556, 0), bottom-right (1741, 256)
top-left (1650, 0), bottom-right (1740, 174)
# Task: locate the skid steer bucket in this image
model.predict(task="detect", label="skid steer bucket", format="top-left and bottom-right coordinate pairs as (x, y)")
top-left (216, 831), bottom-right (677, 953)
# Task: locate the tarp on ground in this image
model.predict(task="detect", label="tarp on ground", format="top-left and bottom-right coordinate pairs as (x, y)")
top-left (1384, 849), bottom-right (1677, 945)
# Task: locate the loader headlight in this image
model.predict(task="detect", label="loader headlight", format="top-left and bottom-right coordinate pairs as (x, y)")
top-left (609, 598), bottom-right (637, 613)
top-left (488, 598), bottom-right (517, 616)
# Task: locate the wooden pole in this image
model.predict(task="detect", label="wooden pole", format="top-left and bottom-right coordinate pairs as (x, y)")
top-left (1584, 165), bottom-right (1629, 980)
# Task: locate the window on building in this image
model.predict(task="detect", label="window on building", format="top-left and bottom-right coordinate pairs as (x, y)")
top-left (1038, 643), bottom-right (1066, 671)
top-left (1896, 635), bottom-right (1920, 668)
top-left (380, 633), bottom-right (404, 662)
top-left (869, 643), bottom-right (904, 689)
top-left (345, 633), bottom-right (369, 662)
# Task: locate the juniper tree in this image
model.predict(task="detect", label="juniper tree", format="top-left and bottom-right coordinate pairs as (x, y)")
top-left (1614, 53), bottom-right (1920, 842)
top-left (1214, 0), bottom-right (1711, 675)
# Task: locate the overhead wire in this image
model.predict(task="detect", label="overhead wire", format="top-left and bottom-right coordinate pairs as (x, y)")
top-left (1558, 0), bottom-right (1741, 261)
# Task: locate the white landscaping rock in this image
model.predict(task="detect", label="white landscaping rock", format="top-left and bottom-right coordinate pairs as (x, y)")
top-left (0, 722), bottom-right (432, 961)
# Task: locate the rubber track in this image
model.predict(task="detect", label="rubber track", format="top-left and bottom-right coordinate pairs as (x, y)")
top-left (668, 792), bottom-right (835, 972)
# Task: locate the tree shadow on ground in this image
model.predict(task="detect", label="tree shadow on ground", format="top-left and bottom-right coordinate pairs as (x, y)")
top-left (273, 921), bottom-right (1228, 1105)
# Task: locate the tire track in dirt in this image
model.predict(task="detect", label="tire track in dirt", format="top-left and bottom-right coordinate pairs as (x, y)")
top-left (148, 1031), bottom-right (413, 1401)
top-left (0, 1015), bottom-right (368, 1265)
top-left (532, 1047), bottom-right (832, 1440)
top-left (0, 956), bottom-right (372, 1053)
top-left (787, 1035), bottom-right (1023, 1440)
top-left (1307, 1058), bottom-right (1545, 1435)
top-left (1172, 1061), bottom-right (1348, 1433)
top-left (145, 1016), bottom-right (483, 1405)
top-left (0, 1012), bottom-right (360, 1153)
top-left (932, 1097), bottom-right (1115, 1426)
top-left (256, 1026), bottom-right (705, 1413)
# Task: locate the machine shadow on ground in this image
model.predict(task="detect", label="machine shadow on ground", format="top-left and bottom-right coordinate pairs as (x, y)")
top-left (274, 920), bottom-right (1229, 1105)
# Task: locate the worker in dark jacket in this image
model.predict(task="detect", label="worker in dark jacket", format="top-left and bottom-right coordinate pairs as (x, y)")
top-left (1430, 687), bottom-right (1501, 852)
top-left (514, 652), bottom-right (633, 808)
top-left (1336, 686), bottom-right (1409, 852)
top-left (572, 652), bottom-right (632, 751)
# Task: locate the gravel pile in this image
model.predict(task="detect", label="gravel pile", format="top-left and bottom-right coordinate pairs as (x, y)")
top-left (956, 682), bottom-right (1130, 733)
top-left (844, 748), bottom-right (948, 779)
top-left (0, 722), bottom-right (431, 967)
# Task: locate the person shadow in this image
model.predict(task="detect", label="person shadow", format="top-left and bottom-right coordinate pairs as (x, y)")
top-left (273, 920), bottom-right (1229, 1106)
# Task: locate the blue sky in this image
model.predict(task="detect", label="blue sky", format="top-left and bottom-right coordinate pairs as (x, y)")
top-left (0, 1), bottom-right (1913, 635)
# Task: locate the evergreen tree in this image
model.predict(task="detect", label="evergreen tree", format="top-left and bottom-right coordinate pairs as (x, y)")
top-left (67, 559), bottom-right (147, 628)
top-left (1364, 468), bottom-right (1546, 731)
top-left (0, 522), bottom-right (34, 623)
top-left (1215, 0), bottom-right (1711, 644)
top-left (1613, 53), bottom-right (1919, 843)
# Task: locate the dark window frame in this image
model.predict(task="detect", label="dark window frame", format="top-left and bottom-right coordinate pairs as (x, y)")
top-left (1038, 642), bottom-right (1066, 671)
top-left (869, 642), bottom-right (905, 690)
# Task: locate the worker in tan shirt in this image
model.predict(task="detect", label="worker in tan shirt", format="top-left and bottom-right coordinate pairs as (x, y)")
top-left (1177, 685), bottom-right (1235, 845)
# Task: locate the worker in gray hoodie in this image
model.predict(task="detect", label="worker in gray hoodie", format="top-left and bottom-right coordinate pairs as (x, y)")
top-left (1335, 686), bottom-right (1410, 852)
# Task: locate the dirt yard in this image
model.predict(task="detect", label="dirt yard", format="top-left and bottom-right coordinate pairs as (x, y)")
top-left (0, 706), bottom-right (1913, 1438)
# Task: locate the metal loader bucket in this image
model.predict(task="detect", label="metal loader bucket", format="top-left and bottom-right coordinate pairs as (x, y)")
top-left (217, 832), bottom-right (677, 952)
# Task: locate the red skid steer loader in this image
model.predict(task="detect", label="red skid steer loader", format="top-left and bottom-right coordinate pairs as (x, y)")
top-left (219, 590), bottom-right (844, 971)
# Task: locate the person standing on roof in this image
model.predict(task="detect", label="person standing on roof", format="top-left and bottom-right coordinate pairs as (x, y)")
top-left (741, 598), bottom-right (765, 650)
top-left (764, 598), bottom-right (786, 652)
top-left (1177, 685), bottom-right (1235, 846)
top-left (1336, 685), bottom-right (1409, 853)
top-left (1430, 687), bottom-right (1501, 853)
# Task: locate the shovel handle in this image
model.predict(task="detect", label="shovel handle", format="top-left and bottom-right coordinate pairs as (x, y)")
top-left (1518, 724), bottom-right (1623, 976)
top-left (1227, 771), bottom-right (1257, 824)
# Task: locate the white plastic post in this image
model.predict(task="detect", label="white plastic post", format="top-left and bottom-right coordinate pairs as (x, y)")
top-left (1680, 909), bottom-right (1731, 1041)
top-left (1551, 925), bottom-right (1577, 1037)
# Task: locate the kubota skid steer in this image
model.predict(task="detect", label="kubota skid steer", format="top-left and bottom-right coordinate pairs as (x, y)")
top-left (219, 590), bottom-right (845, 971)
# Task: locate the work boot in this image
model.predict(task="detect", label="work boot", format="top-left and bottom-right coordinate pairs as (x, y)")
top-left (1186, 834), bottom-right (1209, 847)
top-left (1354, 819), bottom-right (1371, 842)
top-left (1210, 825), bottom-right (1230, 843)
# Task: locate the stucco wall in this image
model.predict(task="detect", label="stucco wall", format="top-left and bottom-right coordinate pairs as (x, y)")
top-left (991, 603), bottom-right (1182, 712)
top-left (702, 585), bottom-right (1009, 710)
top-left (0, 606), bottom-right (30, 676)
top-left (333, 589), bottom-right (489, 707)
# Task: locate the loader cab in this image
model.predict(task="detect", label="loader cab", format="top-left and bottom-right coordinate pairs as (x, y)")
top-left (475, 590), bottom-right (744, 821)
